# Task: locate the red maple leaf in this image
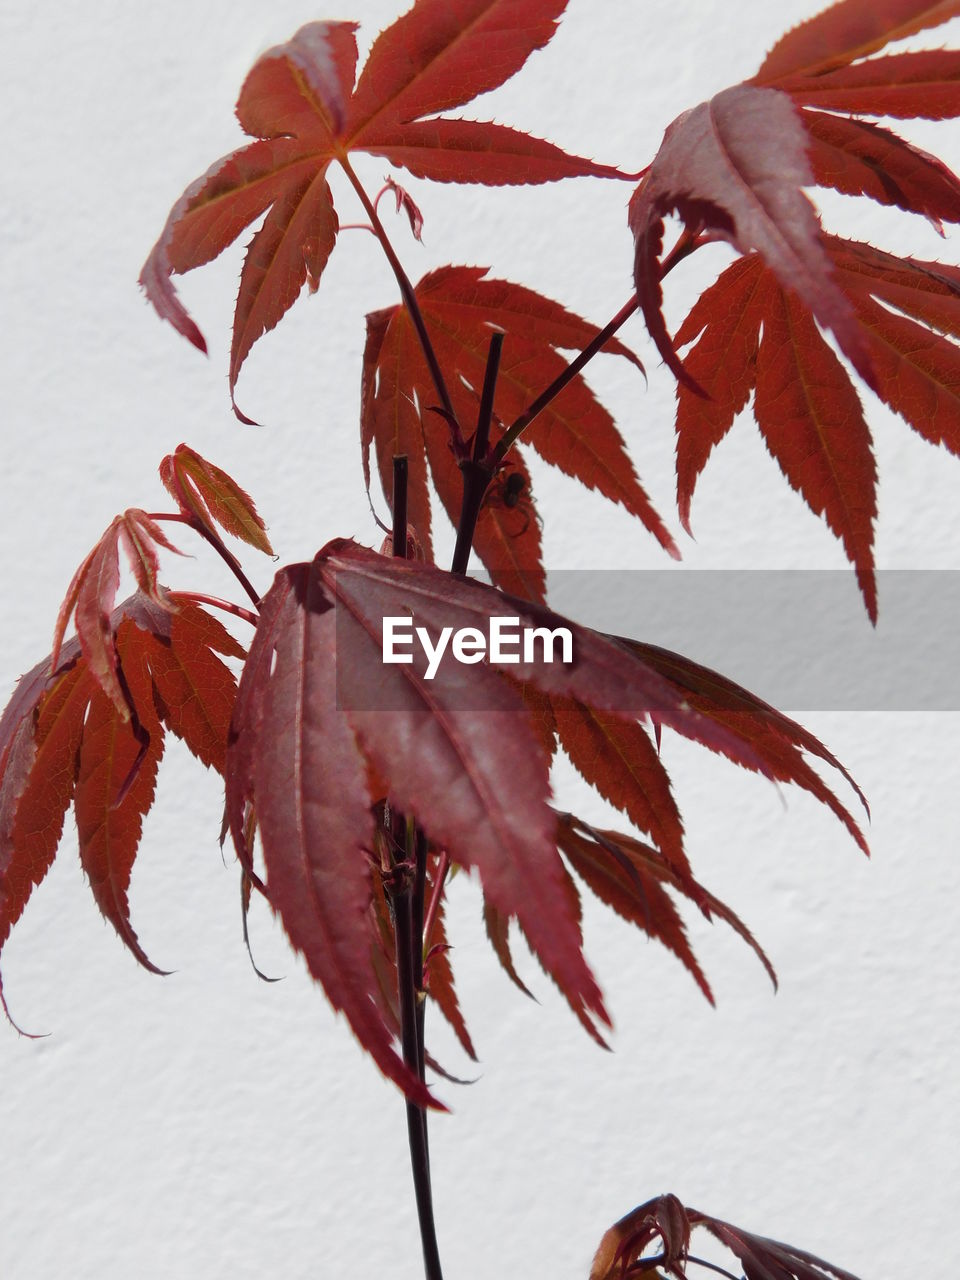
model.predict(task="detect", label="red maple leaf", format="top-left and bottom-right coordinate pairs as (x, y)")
top-left (225, 538), bottom-right (866, 1097)
top-left (0, 593), bottom-right (243, 1029)
top-left (140, 4), bottom-right (621, 420)
top-left (626, 1), bottom-right (960, 619)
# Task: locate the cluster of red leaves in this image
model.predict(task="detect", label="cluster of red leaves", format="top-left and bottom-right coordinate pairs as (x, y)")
top-left (224, 538), bottom-right (865, 1101)
top-left (631, 0), bottom-right (960, 621)
top-left (0, 593), bottom-right (242, 1027)
top-left (361, 268), bottom-right (673, 599)
top-left (0, 446), bottom-right (270, 1028)
top-left (140, 0), bottom-right (620, 421)
top-left (590, 1193), bottom-right (861, 1280)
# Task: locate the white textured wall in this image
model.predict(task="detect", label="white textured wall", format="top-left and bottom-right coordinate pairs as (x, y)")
top-left (1, 3), bottom-right (958, 1277)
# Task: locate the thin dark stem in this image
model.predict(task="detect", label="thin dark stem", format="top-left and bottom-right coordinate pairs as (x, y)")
top-left (492, 227), bottom-right (706, 466)
top-left (149, 511), bottom-right (262, 610)
top-left (393, 818), bottom-right (444, 1280)
top-left (338, 155), bottom-right (461, 449)
top-left (413, 825), bottom-right (428, 1084)
top-left (451, 331), bottom-right (504, 575)
top-left (393, 456), bottom-right (409, 550)
top-left (390, 458), bottom-right (443, 1280)
top-left (492, 295), bottom-right (638, 464)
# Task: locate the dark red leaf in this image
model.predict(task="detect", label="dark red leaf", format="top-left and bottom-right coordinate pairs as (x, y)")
top-left (802, 109), bottom-right (960, 230)
top-left (0, 590), bottom-right (247, 1024)
top-left (674, 255), bottom-right (769, 532)
top-left (755, 0), bottom-right (960, 82)
top-left (615, 636), bottom-right (869, 853)
top-left (552, 696), bottom-right (690, 882)
top-left (424, 871), bottom-right (477, 1060)
top-left (770, 50), bottom-right (960, 119)
top-left (52, 511), bottom-right (181, 721)
top-left (142, 597), bottom-right (243, 774)
top-left (590, 1194), bottom-right (863, 1280)
top-left (225, 565), bottom-right (439, 1106)
top-left (629, 85), bottom-right (874, 394)
top-left (0, 660), bottom-right (93, 1028)
top-left (75, 622), bottom-right (167, 975)
top-left (753, 278), bottom-right (878, 623)
top-left (143, 5), bottom-right (621, 413)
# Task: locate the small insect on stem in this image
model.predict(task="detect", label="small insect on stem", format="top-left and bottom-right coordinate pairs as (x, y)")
top-left (483, 465), bottom-right (542, 536)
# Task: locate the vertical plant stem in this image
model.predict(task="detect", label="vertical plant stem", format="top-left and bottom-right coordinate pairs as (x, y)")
top-left (339, 155), bottom-right (461, 446)
top-left (451, 331), bottom-right (504, 576)
top-left (391, 456), bottom-right (444, 1280)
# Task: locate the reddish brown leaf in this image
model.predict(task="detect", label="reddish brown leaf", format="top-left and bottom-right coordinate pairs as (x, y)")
top-left (828, 235), bottom-right (960, 336)
top-left (828, 240), bottom-right (960, 452)
top-left (382, 177), bottom-right (424, 242)
top-left (52, 511), bottom-right (181, 722)
top-left (319, 547), bottom-right (609, 1038)
top-left (802, 109), bottom-right (960, 230)
top-left (482, 897), bottom-right (535, 1001)
top-left (591, 1194), bottom-right (863, 1280)
top-left (225, 565), bottom-right (438, 1106)
top-left (159, 444), bottom-right (274, 555)
top-left (424, 875), bottom-right (476, 1060)
top-left (0, 590), bottom-right (248, 1022)
top-left (673, 255), bottom-right (769, 532)
top-left (361, 306), bottom-right (436, 558)
top-left (771, 50), bottom-right (960, 119)
top-left (229, 171), bottom-right (338, 422)
top-left (754, 279), bottom-right (878, 623)
top-left (615, 636), bottom-right (869, 853)
top-left (143, 6), bottom-right (620, 415)
top-left (237, 21), bottom-right (360, 139)
top-left (629, 85), bottom-right (874, 394)
top-left (346, 0), bottom-right (570, 132)
top-left (558, 815), bottom-right (713, 1002)
top-left (0, 660), bottom-right (93, 1027)
top-left (142, 598), bottom-right (243, 774)
top-left (75, 622), bottom-right (167, 975)
top-left (558, 814), bottom-right (776, 996)
top-left (354, 119), bottom-right (622, 186)
top-left (755, 0), bottom-right (960, 82)
top-left (551, 696), bottom-right (690, 882)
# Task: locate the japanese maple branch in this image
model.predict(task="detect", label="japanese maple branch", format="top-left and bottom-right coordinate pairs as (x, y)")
top-left (391, 457), bottom-right (444, 1280)
top-left (491, 227), bottom-right (704, 466)
top-left (338, 156), bottom-right (462, 452)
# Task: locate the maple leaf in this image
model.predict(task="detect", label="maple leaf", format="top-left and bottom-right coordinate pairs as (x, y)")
top-left (159, 443), bottom-right (274, 556)
top-left (556, 813), bottom-right (777, 1003)
top-left (628, 84), bottom-right (875, 395)
top-left (673, 236), bottom-right (960, 622)
top-left (361, 266), bottom-right (672, 598)
top-left (225, 538), bottom-right (866, 1095)
top-left (51, 510), bottom-right (183, 720)
top-left (631, 5), bottom-right (960, 620)
top-left (754, 0), bottom-right (960, 84)
top-left (141, 4), bottom-right (621, 419)
top-left (590, 1194), bottom-right (862, 1280)
top-left (0, 593), bottom-right (242, 1026)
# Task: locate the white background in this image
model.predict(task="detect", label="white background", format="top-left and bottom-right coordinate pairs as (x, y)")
top-left (1, 2), bottom-right (958, 1277)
